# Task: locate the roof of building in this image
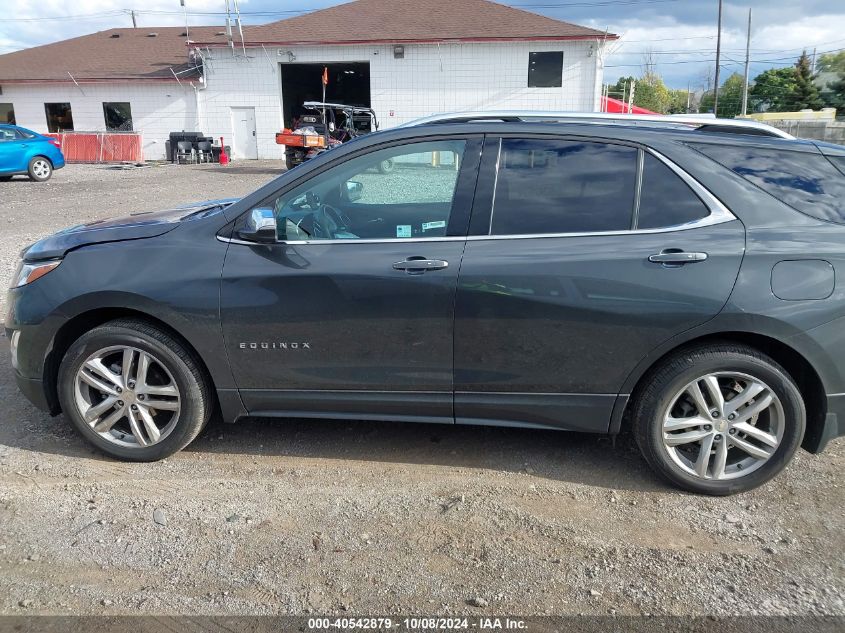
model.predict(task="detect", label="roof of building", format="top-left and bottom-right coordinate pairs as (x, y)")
top-left (0, 27), bottom-right (226, 83)
top-left (196, 0), bottom-right (615, 46)
top-left (0, 0), bottom-right (614, 83)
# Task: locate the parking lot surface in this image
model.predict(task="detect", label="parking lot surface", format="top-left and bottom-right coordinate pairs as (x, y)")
top-left (0, 164), bottom-right (843, 616)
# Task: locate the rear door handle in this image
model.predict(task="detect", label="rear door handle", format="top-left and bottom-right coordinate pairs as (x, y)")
top-left (648, 251), bottom-right (708, 265)
top-left (393, 258), bottom-right (449, 274)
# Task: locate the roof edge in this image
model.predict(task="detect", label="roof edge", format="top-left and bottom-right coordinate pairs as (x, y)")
top-left (189, 34), bottom-right (619, 48)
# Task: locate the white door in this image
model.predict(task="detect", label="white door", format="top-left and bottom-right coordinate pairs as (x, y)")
top-left (231, 107), bottom-right (258, 159)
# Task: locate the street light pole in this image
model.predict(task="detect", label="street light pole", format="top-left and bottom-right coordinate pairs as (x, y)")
top-left (714, 0), bottom-right (723, 115)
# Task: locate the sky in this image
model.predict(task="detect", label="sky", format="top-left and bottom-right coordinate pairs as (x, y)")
top-left (2, 0), bottom-right (844, 90)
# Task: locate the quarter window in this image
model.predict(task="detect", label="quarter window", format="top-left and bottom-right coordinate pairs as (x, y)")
top-left (637, 154), bottom-right (710, 229)
top-left (0, 103), bottom-right (15, 125)
top-left (490, 139), bottom-right (638, 235)
top-left (692, 143), bottom-right (845, 224)
top-left (528, 52), bottom-right (564, 88)
top-left (103, 102), bottom-right (133, 131)
top-left (260, 140), bottom-right (467, 241)
top-left (44, 102), bottom-right (74, 132)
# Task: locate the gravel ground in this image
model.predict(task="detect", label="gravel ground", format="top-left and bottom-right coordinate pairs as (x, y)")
top-left (0, 163), bottom-right (843, 617)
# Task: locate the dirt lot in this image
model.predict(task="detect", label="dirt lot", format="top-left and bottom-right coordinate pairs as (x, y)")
top-left (0, 164), bottom-right (843, 617)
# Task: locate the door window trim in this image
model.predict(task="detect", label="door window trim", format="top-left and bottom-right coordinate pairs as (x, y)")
top-left (224, 135), bottom-right (484, 246)
top-left (471, 135), bottom-right (735, 242)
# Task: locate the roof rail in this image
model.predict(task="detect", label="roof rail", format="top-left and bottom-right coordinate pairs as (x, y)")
top-left (397, 111), bottom-right (794, 139)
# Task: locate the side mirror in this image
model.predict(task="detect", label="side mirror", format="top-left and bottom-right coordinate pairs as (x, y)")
top-left (345, 180), bottom-right (364, 202)
top-left (237, 208), bottom-right (277, 243)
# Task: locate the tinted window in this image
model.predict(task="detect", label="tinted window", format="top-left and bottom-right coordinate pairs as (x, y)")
top-left (828, 155), bottom-right (845, 177)
top-left (490, 139), bottom-right (638, 235)
top-left (0, 128), bottom-right (15, 142)
top-left (103, 102), bottom-right (133, 131)
top-left (0, 103), bottom-right (14, 125)
top-left (261, 140), bottom-right (466, 241)
top-left (637, 154), bottom-right (710, 229)
top-left (44, 102), bottom-right (73, 132)
top-left (692, 143), bottom-right (845, 223)
top-left (528, 52), bottom-right (563, 88)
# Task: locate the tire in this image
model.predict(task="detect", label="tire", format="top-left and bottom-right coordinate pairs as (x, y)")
top-left (285, 154), bottom-right (295, 171)
top-left (28, 156), bottom-right (53, 182)
top-left (631, 343), bottom-right (805, 495)
top-left (378, 158), bottom-right (395, 174)
top-left (58, 319), bottom-right (212, 461)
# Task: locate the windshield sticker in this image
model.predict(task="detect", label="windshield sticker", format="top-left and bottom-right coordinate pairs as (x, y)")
top-left (422, 221), bottom-right (446, 231)
top-left (396, 225), bottom-right (412, 238)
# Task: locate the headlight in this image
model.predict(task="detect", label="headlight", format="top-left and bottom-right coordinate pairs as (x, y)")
top-left (11, 259), bottom-right (62, 288)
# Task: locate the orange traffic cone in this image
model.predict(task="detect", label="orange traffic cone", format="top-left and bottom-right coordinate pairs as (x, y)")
top-left (219, 137), bottom-right (229, 165)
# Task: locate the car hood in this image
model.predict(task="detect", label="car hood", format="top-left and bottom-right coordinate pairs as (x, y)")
top-left (23, 198), bottom-right (239, 262)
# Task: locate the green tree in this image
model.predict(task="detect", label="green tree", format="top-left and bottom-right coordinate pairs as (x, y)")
top-left (667, 88), bottom-right (691, 114)
top-left (825, 71), bottom-right (845, 111)
top-left (749, 67), bottom-right (799, 112)
top-left (697, 73), bottom-right (744, 117)
top-left (817, 51), bottom-right (845, 74)
top-left (791, 50), bottom-right (824, 110)
top-left (611, 72), bottom-right (672, 113)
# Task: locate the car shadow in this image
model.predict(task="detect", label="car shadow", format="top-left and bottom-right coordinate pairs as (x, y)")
top-left (187, 415), bottom-right (666, 492)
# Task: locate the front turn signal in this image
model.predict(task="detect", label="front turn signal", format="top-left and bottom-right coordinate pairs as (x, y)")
top-left (12, 260), bottom-right (61, 288)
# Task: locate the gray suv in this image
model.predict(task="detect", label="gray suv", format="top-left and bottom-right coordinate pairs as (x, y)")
top-left (7, 113), bottom-right (845, 495)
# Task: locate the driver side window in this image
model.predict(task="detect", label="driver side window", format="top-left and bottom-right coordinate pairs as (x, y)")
top-left (260, 140), bottom-right (466, 242)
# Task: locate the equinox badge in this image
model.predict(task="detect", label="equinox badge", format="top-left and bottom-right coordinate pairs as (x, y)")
top-left (239, 342), bottom-right (312, 350)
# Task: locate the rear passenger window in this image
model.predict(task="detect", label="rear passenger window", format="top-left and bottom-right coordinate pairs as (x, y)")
top-left (490, 139), bottom-right (638, 235)
top-left (691, 143), bottom-right (845, 224)
top-left (637, 154), bottom-right (710, 229)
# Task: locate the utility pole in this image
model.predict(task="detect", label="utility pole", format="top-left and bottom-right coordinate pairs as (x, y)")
top-left (628, 80), bottom-right (636, 113)
top-left (741, 8), bottom-right (752, 116)
top-left (687, 81), bottom-right (692, 112)
top-left (714, 0), bottom-right (723, 115)
top-left (130, 10), bottom-right (137, 28)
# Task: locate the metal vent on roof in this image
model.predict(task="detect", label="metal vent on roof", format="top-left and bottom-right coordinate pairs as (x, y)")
top-left (110, 33), bottom-right (120, 38)
top-left (180, 31), bottom-right (188, 36)
top-left (216, 31), bottom-right (226, 36)
top-left (147, 32), bottom-right (158, 37)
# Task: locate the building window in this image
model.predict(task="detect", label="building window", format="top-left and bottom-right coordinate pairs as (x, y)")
top-left (0, 103), bottom-right (15, 124)
top-left (103, 102), bottom-right (133, 131)
top-left (44, 102), bottom-right (74, 132)
top-left (528, 51), bottom-right (563, 88)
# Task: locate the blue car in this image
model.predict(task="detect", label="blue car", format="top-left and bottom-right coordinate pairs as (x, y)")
top-left (0, 124), bottom-right (66, 182)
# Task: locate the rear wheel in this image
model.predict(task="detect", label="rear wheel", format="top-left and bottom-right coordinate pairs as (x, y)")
top-left (58, 319), bottom-right (212, 461)
top-left (28, 157), bottom-right (52, 182)
top-left (632, 344), bottom-right (805, 495)
top-left (378, 158), bottom-right (395, 174)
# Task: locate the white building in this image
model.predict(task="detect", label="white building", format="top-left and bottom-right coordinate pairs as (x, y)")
top-left (0, 0), bottom-right (616, 161)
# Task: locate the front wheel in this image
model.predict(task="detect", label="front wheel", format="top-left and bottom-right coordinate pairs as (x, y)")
top-left (632, 344), bottom-right (805, 495)
top-left (28, 157), bottom-right (53, 182)
top-left (58, 319), bottom-right (212, 461)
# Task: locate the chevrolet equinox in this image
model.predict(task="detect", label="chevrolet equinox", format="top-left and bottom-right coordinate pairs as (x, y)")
top-left (7, 114), bottom-right (845, 495)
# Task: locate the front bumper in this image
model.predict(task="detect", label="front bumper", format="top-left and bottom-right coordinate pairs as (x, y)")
top-left (806, 394), bottom-right (845, 453)
top-left (14, 371), bottom-right (52, 413)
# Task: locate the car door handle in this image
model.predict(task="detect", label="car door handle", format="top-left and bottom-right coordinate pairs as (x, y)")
top-left (648, 251), bottom-right (708, 265)
top-left (393, 258), bottom-right (449, 273)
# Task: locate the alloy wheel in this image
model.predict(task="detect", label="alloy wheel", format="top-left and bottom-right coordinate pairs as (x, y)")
top-left (73, 346), bottom-right (181, 448)
top-left (660, 372), bottom-right (784, 481)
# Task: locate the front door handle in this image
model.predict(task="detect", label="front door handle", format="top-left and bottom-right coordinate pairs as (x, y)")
top-left (393, 258), bottom-right (449, 274)
top-left (648, 251), bottom-right (708, 265)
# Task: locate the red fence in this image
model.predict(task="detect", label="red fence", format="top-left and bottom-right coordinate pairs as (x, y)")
top-left (46, 132), bottom-right (144, 163)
